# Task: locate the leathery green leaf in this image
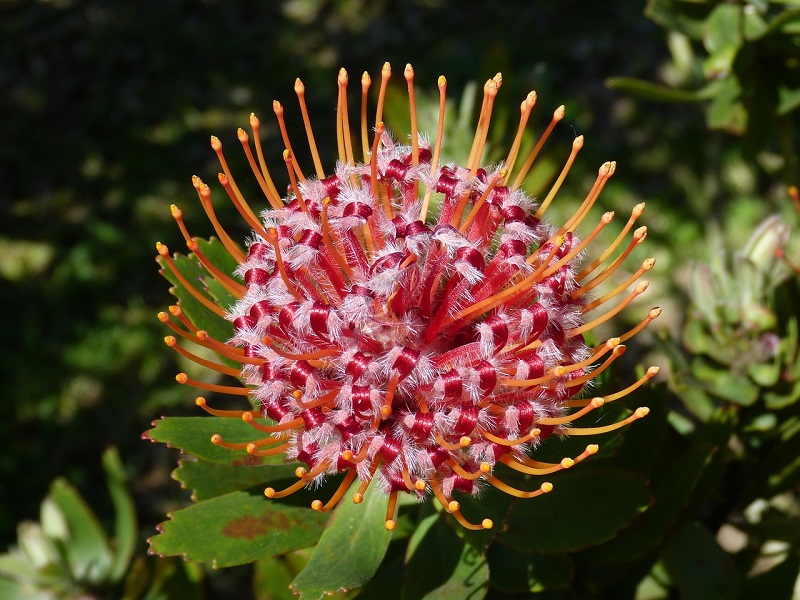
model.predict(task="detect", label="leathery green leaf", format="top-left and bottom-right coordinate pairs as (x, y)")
top-left (500, 468), bottom-right (652, 554)
top-left (487, 543), bottom-right (574, 593)
top-left (149, 490), bottom-right (327, 568)
top-left (402, 514), bottom-right (489, 599)
top-left (143, 416), bottom-right (289, 466)
top-left (290, 480), bottom-right (393, 599)
top-left (578, 410), bottom-right (733, 566)
top-left (662, 521), bottom-right (741, 600)
top-left (195, 236), bottom-right (241, 280)
top-left (157, 244), bottom-right (234, 344)
top-left (175, 457), bottom-right (298, 501)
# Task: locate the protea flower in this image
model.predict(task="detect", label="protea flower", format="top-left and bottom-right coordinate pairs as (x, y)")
top-left (157, 63), bottom-right (660, 531)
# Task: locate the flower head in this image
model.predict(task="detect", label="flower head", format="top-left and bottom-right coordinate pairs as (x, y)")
top-left (157, 63), bottom-right (660, 530)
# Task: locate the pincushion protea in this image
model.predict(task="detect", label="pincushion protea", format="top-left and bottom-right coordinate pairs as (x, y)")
top-left (157, 63), bottom-right (661, 531)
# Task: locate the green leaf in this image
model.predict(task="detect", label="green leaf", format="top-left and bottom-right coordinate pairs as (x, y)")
top-left (701, 4), bottom-right (741, 56)
top-left (448, 479), bottom-right (515, 553)
top-left (778, 84), bottom-right (800, 116)
top-left (402, 514), bottom-right (488, 600)
top-left (195, 236), bottom-right (241, 281)
top-left (253, 556), bottom-right (298, 600)
top-left (645, 0), bottom-right (713, 39)
top-left (743, 6), bottom-right (770, 40)
top-left (671, 378), bottom-right (718, 423)
top-left (48, 479), bottom-right (113, 583)
top-left (0, 547), bottom-right (42, 583)
top-left (706, 76), bottom-right (747, 134)
top-left (175, 457), bottom-right (298, 500)
top-left (40, 496), bottom-right (68, 541)
top-left (606, 77), bottom-right (720, 103)
top-left (759, 419), bottom-right (800, 496)
top-left (748, 359), bottom-right (781, 388)
top-left (752, 6), bottom-right (800, 39)
top-left (157, 240), bottom-right (235, 343)
top-left (487, 543), bottom-right (574, 593)
top-left (703, 47), bottom-right (739, 85)
top-left (355, 539), bottom-right (407, 600)
top-left (764, 378), bottom-right (800, 409)
top-left (123, 555), bottom-right (204, 600)
top-left (529, 402), bottom-right (630, 461)
top-left (499, 468), bottom-right (652, 554)
top-left (578, 410), bottom-right (733, 567)
top-left (144, 416), bottom-right (290, 465)
top-left (683, 318), bottom-right (715, 355)
top-left (102, 447), bottom-right (137, 582)
top-left (290, 480), bottom-right (393, 599)
top-left (662, 521), bottom-right (741, 600)
top-left (688, 262), bottom-right (722, 327)
top-left (608, 384), bottom-right (671, 477)
top-left (149, 490), bottom-right (328, 568)
top-left (690, 357), bottom-right (760, 405)
top-left (0, 577), bottom-right (49, 600)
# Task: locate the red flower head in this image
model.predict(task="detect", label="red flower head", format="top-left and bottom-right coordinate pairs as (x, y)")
top-left (157, 64), bottom-right (661, 530)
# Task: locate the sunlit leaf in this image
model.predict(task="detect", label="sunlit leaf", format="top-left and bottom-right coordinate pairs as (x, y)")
top-left (701, 4), bottom-right (741, 55)
top-left (0, 578), bottom-right (44, 600)
top-left (706, 76), bottom-right (747, 134)
top-left (48, 479), bottom-right (112, 583)
top-left (645, 0), bottom-right (713, 39)
top-left (195, 236), bottom-right (241, 281)
top-left (157, 240), bottom-right (235, 344)
top-left (606, 77), bottom-right (719, 103)
top-left (777, 84), bottom-right (800, 115)
top-left (758, 6), bottom-right (800, 39)
top-left (144, 416), bottom-right (289, 465)
top-left (743, 6), bottom-right (769, 40)
top-left (175, 458), bottom-right (298, 500)
top-left (149, 490), bottom-right (327, 568)
top-left (683, 318), bottom-right (715, 355)
top-left (764, 379), bottom-right (800, 410)
top-left (290, 480), bottom-right (393, 599)
top-left (101, 447), bottom-right (137, 582)
top-left (690, 357), bottom-right (760, 405)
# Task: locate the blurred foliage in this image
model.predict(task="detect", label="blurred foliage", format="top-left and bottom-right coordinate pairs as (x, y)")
top-left (666, 213), bottom-right (798, 414)
top-left (609, 0), bottom-right (800, 179)
top-left (0, 447), bottom-right (202, 599)
top-left (653, 204), bottom-right (800, 600)
top-left (4, 0), bottom-right (800, 598)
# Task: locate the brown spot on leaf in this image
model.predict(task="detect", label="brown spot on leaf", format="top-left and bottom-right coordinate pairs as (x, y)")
top-left (232, 454), bottom-right (264, 466)
top-left (222, 512), bottom-right (292, 539)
